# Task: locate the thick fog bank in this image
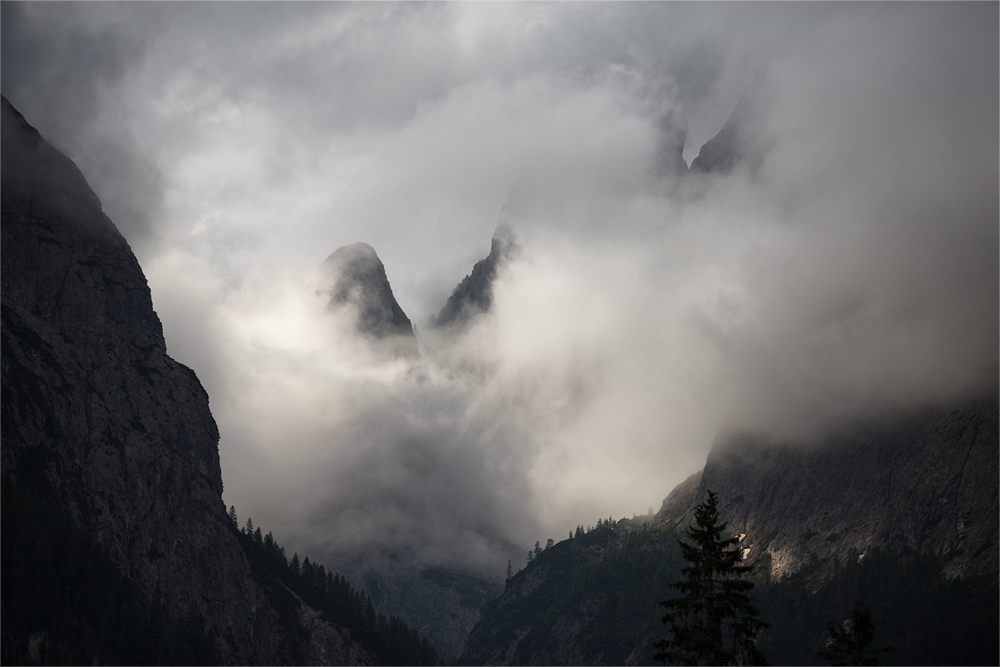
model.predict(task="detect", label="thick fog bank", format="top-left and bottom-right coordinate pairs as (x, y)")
top-left (3, 2), bottom-right (995, 572)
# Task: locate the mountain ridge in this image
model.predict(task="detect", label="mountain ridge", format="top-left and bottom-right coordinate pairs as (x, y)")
top-left (0, 95), bottom-right (434, 665)
top-left (457, 394), bottom-right (999, 665)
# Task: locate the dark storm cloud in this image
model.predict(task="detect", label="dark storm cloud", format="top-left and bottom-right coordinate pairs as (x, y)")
top-left (1, 2), bottom-right (163, 251)
top-left (3, 2), bottom-right (995, 572)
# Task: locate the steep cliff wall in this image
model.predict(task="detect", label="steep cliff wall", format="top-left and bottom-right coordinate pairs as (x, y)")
top-left (0, 96), bottom-right (371, 664)
top-left (459, 396), bottom-right (998, 665)
top-left (656, 395), bottom-right (999, 581)
top-left (433, 224), bottom-right (516, 329)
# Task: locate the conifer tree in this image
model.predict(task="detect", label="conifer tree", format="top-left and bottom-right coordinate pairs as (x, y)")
top-left (653, 490), bottom-right (768, 666)
top-left (817, 604), bottom-right (895, 666)
top-left (506, 560), bottom-right (513, 582)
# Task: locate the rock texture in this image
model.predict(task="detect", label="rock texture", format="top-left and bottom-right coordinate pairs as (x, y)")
top-left (688, 91), bottom-right (769, 175)
top-left (331, 548), bottom-right (502, 659)
top-left (319, 242), bottom-right (418, 357)
top-left (433, 224), bottom-right (516, 329)
top-left (655, 395), bottom-right (999, 581)
top-left (1, 96), bottom-right (370, 664)
top-left (291, 588), bottom-right (374, 666)
top-left (458, 396), bottom-right (999, 666)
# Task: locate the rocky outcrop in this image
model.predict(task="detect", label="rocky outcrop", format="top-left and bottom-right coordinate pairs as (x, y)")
top-left (290, 588), bottom-right (374, 666)
top-left (1, 96), bottom-right (372, 664)
top-left (433, 224), bottom-right (517, 329)
top-left (319, 242), bottom-right (418, 356)
top-left (655, 395), bottom-right (999, 581)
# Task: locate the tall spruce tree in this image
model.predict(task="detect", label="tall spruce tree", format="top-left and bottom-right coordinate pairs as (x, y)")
top-left (653, 490), bottom-right (768, 666)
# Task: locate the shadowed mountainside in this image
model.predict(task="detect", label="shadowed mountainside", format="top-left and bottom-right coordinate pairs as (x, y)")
top-left (0, 95), bottom-right (434, 665)
top-left (433, 223), bottom-right (517, 329)
top-left (655, 395), bottom-right (999, 581)
top-left (457, 395), bottom-right (999, 665)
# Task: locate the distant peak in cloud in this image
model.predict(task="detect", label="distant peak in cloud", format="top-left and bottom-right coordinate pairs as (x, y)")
top-left (688, 89), bottom-right (769, 175)
top-left (432, 223), bottom-right (518, 330)
top-left (319, 242), bottom-right (418, 356)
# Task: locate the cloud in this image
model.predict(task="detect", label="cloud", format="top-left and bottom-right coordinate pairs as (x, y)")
top-left (3, 2), bottom-right (995, 573)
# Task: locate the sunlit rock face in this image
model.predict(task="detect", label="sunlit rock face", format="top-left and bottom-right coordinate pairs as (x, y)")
top-left (655, 394), bottom-right (1000, 581)
top-left (433, 223), bottom-right (517, 329)
top-left (319, 242), bottom-right (418, 357)
top-left (0, 96), bottom-right (370, 664)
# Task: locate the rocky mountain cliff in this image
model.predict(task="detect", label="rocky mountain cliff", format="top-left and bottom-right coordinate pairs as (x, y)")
top-left (433, 223), bottom-right (517, 329)
top-left (655, 395), bottom-right (998, 581)
top-left (319, 242), bottom-right (418, 357)
top-left (457, 395), bottom-right (999, 665)
top-left (0, 96), bottom-right (422, 665)
top-left (687, 90), bottom-right (769, 175)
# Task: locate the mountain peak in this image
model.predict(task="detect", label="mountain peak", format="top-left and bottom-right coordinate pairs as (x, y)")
top-left (433, 224), bottom-right (518, 329)
top-left (689, 89), bottom-right (770, 175)
top-left (319, 242), bottom-right (417, 352)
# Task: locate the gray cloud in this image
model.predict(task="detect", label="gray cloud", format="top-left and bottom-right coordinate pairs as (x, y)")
top-left (1, 2), bottom-right (163, 252)
top-left (3, 2), bottom-right (995, 575)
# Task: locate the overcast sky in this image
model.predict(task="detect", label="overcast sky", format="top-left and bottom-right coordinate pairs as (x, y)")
top-left (3, 2), bottom-right (997, 574)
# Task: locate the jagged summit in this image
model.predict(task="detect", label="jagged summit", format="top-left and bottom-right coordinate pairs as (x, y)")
top-left (433, 223), bottom-right (517, 329)
top-left (688, 90), bottom-right (768, 175)
top-left (319, 242), bottom-right (417, 349)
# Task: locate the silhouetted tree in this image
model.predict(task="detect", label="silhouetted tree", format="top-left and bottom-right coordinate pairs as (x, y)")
top-left (654, 490), bottom-right (768, 665)
top-left (818, 604), bottom-right (895, 666)
top-left (228, 505), bottom-right (238, 527)
top-left (506, 560), bottom-right (513, 582)
top-left (546, 538), bottom-right (554, 550)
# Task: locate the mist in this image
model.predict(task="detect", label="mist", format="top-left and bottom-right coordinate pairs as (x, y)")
top-left (3, 2), bottom-right (996, 575)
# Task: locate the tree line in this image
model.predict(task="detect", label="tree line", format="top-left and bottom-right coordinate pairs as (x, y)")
top-left (229, 507), bottom-right (438, 665)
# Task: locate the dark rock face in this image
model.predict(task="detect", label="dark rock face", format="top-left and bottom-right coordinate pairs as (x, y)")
top-left (319, 242), bottom-right (417, 355)
top-left (688, 91), bottom-right (769, 175)
top-left (458, 397), bottom-right (999, 666)
top-left (1, 96), bottom-right (369, 664)
top-left (655, 395), bottom-right (999, 581)
top-left (331, 548), bottom-right (502, 659)
top-left (433, 224), bottom-right (516, 329)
